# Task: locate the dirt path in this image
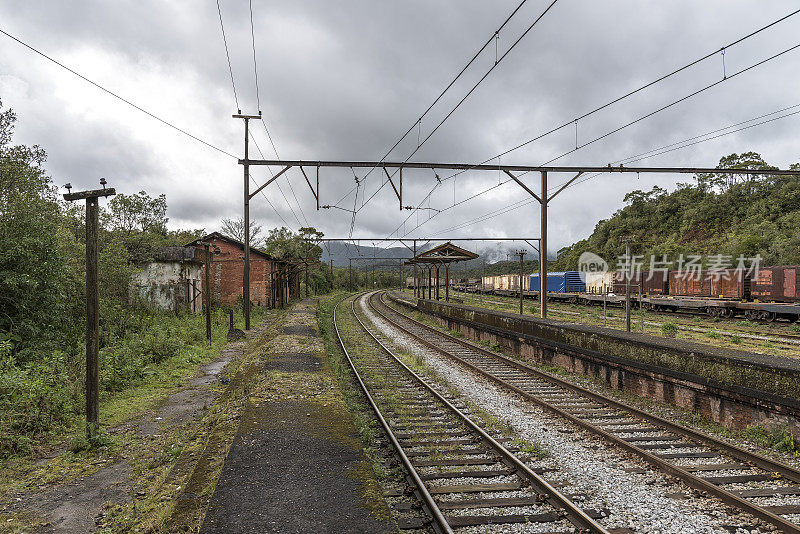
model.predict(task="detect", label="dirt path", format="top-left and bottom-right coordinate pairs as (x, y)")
top-left (1, 320), bottom-right (269, 534)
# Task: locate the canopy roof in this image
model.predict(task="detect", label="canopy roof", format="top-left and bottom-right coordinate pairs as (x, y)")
top-left (406, 241), bottom-right (479, 265)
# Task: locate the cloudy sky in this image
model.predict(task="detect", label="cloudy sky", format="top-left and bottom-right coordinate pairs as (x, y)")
top-left (1, 1), bottom-right (799, 256)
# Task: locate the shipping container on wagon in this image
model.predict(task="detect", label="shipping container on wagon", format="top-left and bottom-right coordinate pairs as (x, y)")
top-left (751, 266), bottom-right (800, 302)
top-left (529, 271), bottom-right (585, 293)
top-left (667, 270), bottom-right (712, 297)
top-left (583, 271), bottom-right (614, 294)
top-left (612, 271), bottom-right (669, 295)
top-left (710, 269), bottom-right (750, 299)
top-left (667, 269), bottom-right (749, 299)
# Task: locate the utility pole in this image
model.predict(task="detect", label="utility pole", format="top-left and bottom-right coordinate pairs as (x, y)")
top-left (63, 179), bottom-right (116, 443)
top-left (233, 112), bottom-right (261, 330)
top-left (516, 250), bottom-right (526, 315)
top-left (349, 258), bottom-right (353, 290)
top-left (198, 242), bottom-right (218, 345)
top-left (330, 258), bottom-right (334, 292)
top-left (621, 237), bottom-right (632, 332)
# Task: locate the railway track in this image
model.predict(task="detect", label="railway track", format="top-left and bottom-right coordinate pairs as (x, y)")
top-left (449, 288), bottom-right (800, 346)
top-left (333, 293), bottom-right (611, 533)
top-left (374, 291), bottom-right (800, 533)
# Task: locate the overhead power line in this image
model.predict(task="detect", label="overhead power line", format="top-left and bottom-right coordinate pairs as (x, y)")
top-left (246, 1), bottom-right (309, 227)
top-left (0, 27), bottom-right (236, 159)
top-left (216, 0), bottom-right (240, 111)
top-left (213, 2), bottom-right (296, 227)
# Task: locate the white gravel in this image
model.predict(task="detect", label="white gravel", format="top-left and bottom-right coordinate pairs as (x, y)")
top-left (359, 295), bottom-right (760, 534)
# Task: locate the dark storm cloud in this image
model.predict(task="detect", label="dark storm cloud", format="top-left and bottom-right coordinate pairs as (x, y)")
top-left (1, 1), bottom-right (799, 253)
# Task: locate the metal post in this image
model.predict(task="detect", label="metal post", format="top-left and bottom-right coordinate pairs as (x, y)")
top-left (603, 290), bottom-right (607, 327)
top-left (539, 171), bottom-right (547, 319)
top-left (413, 240), bottom-right (417, 298)
top-left (640, 285), bottom-right (644, 332)
top-left (482, 259), bottom-right (486, 303)
top-left (445, 264), bottom-right (449, 301)
top-left (428, 267), bottom-right (432, 299)
top-left (203, 243), bottom-right (212, 345)
top-left (349, 258), bottom-right (352, 290)
top-left (625, 241), bottom-right (631, 332)
top-left (517, 250), bottom-right (525, 315)
top-left (243, 117), bottom-right (251, 330)
top-left (330, 258), bottom-right (334, 291)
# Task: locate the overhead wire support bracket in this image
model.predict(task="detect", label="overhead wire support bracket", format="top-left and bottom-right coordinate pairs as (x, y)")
top-left (503, 170), bottom-right (541, 203)
top-left (548, 171), bottom-right (584, 201)
top-left (382, 166), bottom-right (402, 209)
top-left (298, 166), bottom-right (319, 209)
top-left (249, 164), bottom-right (292, 199)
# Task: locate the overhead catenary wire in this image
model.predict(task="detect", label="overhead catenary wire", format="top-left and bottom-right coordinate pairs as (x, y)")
top-left (212, 3), bottom-right (298, 228)
top-left (380, 14), bottom-right (800, 242)
top-left (332, 0), bottom-right (533, 208)
top-left (397, 38), bottom-right (800, 241)
top-left (354, 0), bottom-right (560, 215)
top-left (376, 9), bottom-right (800, 241)
top-left (428, 103), bottom-right (800, 237)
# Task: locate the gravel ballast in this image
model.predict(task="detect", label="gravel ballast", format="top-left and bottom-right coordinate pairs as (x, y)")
top-left (360, 295), bottom-right (764, 533)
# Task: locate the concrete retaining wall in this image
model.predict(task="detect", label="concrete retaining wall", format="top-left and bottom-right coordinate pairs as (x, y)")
top-left (403, 296), bottom-right (800, 434)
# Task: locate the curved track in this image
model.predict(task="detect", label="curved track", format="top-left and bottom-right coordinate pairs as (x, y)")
top-left (333, 293), bottom-right (610, 533)
top-left (374, 290), bottom-right (800, 534)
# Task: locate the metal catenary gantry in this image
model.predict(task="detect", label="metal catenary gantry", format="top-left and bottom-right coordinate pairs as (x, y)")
top-left (231, 117), bottom-right (800, 328)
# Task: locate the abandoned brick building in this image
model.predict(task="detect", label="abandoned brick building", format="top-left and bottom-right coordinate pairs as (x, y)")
top-left (188, 232), bottom-right (299, 308)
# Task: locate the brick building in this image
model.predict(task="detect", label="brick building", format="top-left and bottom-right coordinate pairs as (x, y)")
top-left (188, 232), bottom-right (299, 308)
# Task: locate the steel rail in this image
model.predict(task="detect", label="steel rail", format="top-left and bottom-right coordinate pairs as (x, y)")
top-left (375, 291), bottom-right (800, 534)
top-left (332, 294), bottom-right (453, 534)
top-left (357, 292), bottom-right (610, 533)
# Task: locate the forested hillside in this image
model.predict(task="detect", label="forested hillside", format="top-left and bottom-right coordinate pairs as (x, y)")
top-left (553, 153), bottom-right (800, 270)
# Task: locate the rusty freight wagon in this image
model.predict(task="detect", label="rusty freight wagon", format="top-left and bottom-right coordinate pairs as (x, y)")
top-left (751, 266), bottom-right (800, 302)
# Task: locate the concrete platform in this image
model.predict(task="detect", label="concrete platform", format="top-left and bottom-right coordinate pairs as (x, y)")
top-left (200, 300), bottom-right (394, 534)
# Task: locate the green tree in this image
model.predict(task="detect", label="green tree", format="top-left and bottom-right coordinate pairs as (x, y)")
top-left (0, 100), bottom-right (69, 357)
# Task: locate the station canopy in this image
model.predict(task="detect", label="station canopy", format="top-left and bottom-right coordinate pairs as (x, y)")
top-left (406, 241), bottom-right (479, 266)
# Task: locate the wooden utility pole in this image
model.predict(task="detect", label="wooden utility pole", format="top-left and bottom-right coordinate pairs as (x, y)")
top-left (233, 112), bottom-right (261, 330)
top-left (198, 242), bottom-right (218, 345)
top-left (63, 180), bottom-right (116, 442)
